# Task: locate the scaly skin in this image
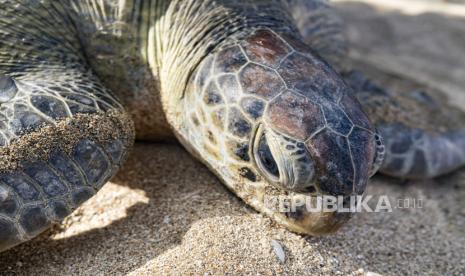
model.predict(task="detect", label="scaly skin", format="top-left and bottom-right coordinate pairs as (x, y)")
top-left (0, 1), bottom-right (136, 251)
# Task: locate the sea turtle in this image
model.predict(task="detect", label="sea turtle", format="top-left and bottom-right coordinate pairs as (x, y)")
top-left (1, 0), bottom-right (464, 252)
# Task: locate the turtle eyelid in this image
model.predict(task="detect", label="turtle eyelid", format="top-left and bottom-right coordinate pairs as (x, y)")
top-left (257, 133), bottom-right (280, 178)
top-left (251, 123), bottom-right (281, 183)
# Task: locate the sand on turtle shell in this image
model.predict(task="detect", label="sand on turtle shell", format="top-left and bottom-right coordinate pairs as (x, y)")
top-left (1, 0), bottom-right (465, 275)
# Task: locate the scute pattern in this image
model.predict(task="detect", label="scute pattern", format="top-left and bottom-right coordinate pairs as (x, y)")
top-left (240, 97), bottom-right (265, 120)
top-left (73, 139), bottom-right (112, 188)
top-left (49, 150), bottom-right (87, 188)
top-left (218, 75), bottom-right (242, 104)
top-left (266, 90), bottom-right (325, 141)
top-left (0, 76), bottom-right (17, 103)
top-left (0, 0), bottom-right (378, 249)
top-left (241, 29), bottom-right (292, 69)
top-left (307, 129), bottom-right (354, 196)
top-left (0, 218), bottom-right (21, 250)
top-left (214, 46), bottom-right (248, 73)
top-left (185, 28), bottom-right (376, 199)
top-left (379, 124), bottom-right (465, 178)
top-left (228, 107), bottom-right (252, 138)
top-left (339, 93), bottom-right (372, 130)
top-left (277, 52), bottom-right (344, 104)
top-left (321, 103), bottom-right (353, 136)
top-left (23, 162), bottom-right (69, 198)
top-left (343, 69), bottom-right (465, 178)
top-left (0, 138), bottom-right (127, 249)
top-left (348, 127), bottom-right (376, 194)
top-left (0, 173), bottom-right (41, 203)
top-left (0, 73), bottom-right (122, 146)
top-left (239, 63), bottom-right (285, 99)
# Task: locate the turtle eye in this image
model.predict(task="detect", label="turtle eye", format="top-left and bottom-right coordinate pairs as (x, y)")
top-left (256, 133), bottom-right (280, 179)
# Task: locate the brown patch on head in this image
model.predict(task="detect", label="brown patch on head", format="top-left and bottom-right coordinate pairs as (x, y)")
top-left (277, 53), bottom-right (319, 91)
top-left (242, 30), bottom-right (291, 68)
top-left (266, 91), bottom-right (325, 140)
top-left (239, 64), bottom-right (285, 100)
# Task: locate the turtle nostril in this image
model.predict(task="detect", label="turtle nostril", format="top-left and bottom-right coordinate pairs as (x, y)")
top-left (257, 133), bottom-right (280, 179)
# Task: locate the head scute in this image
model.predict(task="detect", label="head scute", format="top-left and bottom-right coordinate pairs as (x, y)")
top-left (188, 28), bottom-right (377, 199)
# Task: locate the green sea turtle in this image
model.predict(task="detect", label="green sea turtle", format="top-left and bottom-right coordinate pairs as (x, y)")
top-left (1, 0), bottom-right (464, 252)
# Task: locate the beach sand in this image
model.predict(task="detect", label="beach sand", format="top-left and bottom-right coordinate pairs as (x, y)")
top-left (1, 1), bottom-right (464, 274)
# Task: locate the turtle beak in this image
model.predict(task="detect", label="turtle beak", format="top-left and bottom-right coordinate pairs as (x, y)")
top-left (305, 126), bottom-right (377, 197)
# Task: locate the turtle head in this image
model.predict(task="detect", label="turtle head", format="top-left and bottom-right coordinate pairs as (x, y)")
top-left (182, 29), bottom-right (383, 235)
top-left (239, 29), bottom-right (381, 196)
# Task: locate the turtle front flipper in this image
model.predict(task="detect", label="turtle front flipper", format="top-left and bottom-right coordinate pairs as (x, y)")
top-left (343, 69), bottom-right (465, 179)
top-left (0, 3), bottom-right (134, 252)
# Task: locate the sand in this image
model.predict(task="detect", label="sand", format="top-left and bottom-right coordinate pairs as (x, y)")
top-left (1, 0), bottom-right (465, 275)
